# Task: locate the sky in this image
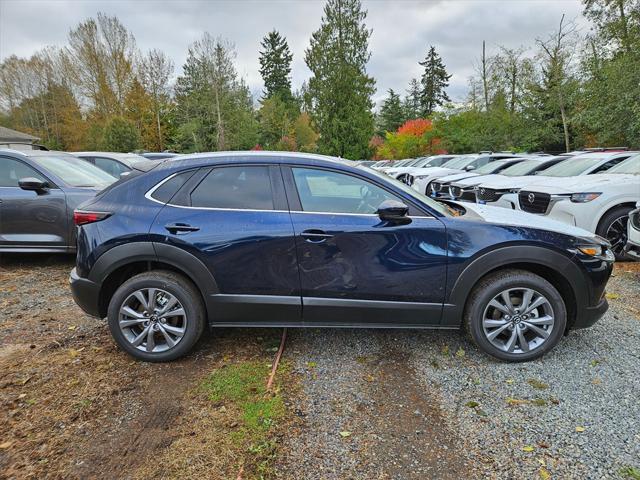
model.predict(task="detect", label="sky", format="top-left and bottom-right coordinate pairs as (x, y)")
top-left (0, 0), bottom-right (589, 106)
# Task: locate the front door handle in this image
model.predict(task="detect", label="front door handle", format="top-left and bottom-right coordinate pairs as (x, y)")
top-left (165, 223), bottom-right (200, 234)
top-left (301, 229), bottom-right (333, 243)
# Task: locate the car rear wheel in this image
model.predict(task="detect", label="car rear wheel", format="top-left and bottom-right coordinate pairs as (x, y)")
top-left (465, 269), bottom-right (567, 362)
top-left (107, 270), bottom-right (205, 362)
top-left (596, 206), bottom-right (632, 261)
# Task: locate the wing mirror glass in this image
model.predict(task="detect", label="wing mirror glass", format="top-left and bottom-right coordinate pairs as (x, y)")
top-left (18, 177), bottom-right (48, 192)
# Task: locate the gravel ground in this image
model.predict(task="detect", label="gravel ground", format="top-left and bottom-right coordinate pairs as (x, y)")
top-left (278, 265), bottom-right (640, 479)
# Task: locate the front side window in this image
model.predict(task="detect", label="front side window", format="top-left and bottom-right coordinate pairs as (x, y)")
top-left (292, 168), bottom-right (400, 214)
top-left (190, 166), bottom-right (274, 210)
top-left (607, 154), bottom-right (640, 174)
top-left (31, 155), bottom-right (116, 187)
top-left (0, 158), bottom-right (47, 187)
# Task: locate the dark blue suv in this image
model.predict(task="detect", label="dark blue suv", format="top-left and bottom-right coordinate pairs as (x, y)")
top-left (70, 152), bottom-right (614, 362)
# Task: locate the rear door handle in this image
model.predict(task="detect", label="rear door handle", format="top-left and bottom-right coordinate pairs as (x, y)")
top-left (301, 229), bottom-right (333, 243)
top-left (165, 223), bottom-right (200, 234)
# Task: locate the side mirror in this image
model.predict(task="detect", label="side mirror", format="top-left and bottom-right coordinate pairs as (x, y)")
top-left (377, 199), bottom-right (409, 222)
top-left (464, 165), bottom-right (476, 171)
top-left (18, 177), bottom-right (48, 192)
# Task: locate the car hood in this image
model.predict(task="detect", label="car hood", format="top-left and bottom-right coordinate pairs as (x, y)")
top-left (475, 175), bottom-right (548, 190)
top-left (460, 202), bottom-right (596, 238)
top-left (412, 167), bottom-right (463, 178)
top-left (452, 173), bottom-right (503, 187)
top-left (521, 173), bottom-right (639, 193)
top-left (434, 172), bottom-right (480, 184)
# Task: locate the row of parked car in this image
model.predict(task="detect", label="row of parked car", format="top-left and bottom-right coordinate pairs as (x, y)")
top-left (364, 150), bottom-right (640, 260)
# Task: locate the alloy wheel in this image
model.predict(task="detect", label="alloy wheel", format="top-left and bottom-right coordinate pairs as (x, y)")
top-left (482, 287), bottom-right (555, 354)
top-left (605, 215), bottom-right (628, 257)
top-left (118, 288), bottom-right (187, 353)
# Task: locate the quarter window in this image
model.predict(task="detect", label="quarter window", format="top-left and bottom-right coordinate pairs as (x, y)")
top-left (0, 158), bottom-right (46, 187)
top-left (292, 168), bottom-right (400, 214)
top-left (190, 166), bottom-right (274, 210)
top-left (93, 157), bottom-right (130, 177)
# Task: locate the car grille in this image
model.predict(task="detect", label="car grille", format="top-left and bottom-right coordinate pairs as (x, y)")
top-left (519, 191), bottom-right (550, 214)
top-left (459, 190), bottom-right (476, 202)
top-left (476, 187), bottom-right (502, 202)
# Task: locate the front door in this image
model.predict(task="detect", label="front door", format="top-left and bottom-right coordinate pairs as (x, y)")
top-left (0, 156), bottom-right (68, 250)
top-left (149, 163), bottom-right (301, 324)
top-left (284, 166), bottom-right (447, 326)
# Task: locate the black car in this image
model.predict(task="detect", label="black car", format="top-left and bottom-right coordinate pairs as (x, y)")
top-left (70, 152), bottom-right (614, 363)
top-left (0, 149), bottom-right (116, 252)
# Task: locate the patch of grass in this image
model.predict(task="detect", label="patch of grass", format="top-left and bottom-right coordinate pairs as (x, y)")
top-left (199, 360), bottom-right (288, 476)
top-left (620, 466), bottom-right (640, 480)
top-left (527, 379), bottom-right (549, 390)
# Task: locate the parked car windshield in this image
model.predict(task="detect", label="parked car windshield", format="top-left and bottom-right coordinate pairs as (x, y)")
top-left (31, 155), bottom-right (117, 187)
top-left (540, 155), bottom-right (606, 177)
top-left (474, 160), bottom-right (516, 175)
top-left (606, 154), bottom-right (640, 174)
top-left (500, 159), bottom-right (542, 176)
top-left (439, 156), bottom-right (476, 169)
top-left (359, 165), bottom-right (453, 217)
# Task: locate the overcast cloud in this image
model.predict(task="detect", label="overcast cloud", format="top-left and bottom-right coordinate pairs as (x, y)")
top-left (0, 0), bottom-right (588, 106)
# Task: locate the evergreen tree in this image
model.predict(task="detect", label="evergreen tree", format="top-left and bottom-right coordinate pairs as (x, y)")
top-left (403, 78), bottom-right (422, 119)
top-left (419, 46), bottom-right (451, 116)
top-left (259, 30), bottom-right (294, 102)
top-left (305, 0), bottom-right (376, 159)
top-left (377, 89), bottom-right (405, 133)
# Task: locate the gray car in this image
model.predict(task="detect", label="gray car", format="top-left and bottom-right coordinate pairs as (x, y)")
top-left (0, 149), bottom-right (116, 253)
top-left (72, 151), bottom-right (147, 177)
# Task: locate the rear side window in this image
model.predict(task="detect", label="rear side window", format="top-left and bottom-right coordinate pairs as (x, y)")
top-left (0, 157), bottom-right (46, 187)
top-left (151, 170), bottom-right (197, 203)
top-left (190, 166), bottom-right (274, 210)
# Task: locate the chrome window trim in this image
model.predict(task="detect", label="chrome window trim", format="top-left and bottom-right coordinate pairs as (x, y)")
top-left (145, 171), bottom-right (435, 218)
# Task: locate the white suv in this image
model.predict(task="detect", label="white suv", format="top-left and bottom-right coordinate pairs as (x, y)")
top-left (517, 154), bottom-right (640, 259)
top-left (475, 151), bottom-right (636, 210)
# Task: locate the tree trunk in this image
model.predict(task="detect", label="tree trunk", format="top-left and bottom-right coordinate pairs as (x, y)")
top-left (482, 41), bottom-right (490, 112)
top-left (558, 90), bottom-right (570, 153)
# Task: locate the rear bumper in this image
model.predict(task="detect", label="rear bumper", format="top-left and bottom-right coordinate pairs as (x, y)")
top-left (69, 267), bottom-right (102, 318)
top-left (572, 297), bottom-right (608, 329)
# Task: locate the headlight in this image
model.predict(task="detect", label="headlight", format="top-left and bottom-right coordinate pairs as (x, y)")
top-left (577, 244), bottom-right (615, 262)
top-left (571, 192), bottom-right (602, 203)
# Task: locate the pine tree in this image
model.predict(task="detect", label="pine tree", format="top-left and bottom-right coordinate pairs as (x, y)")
top-left (259, 30), bottom-right (294, 102)
top-left (377, 89), bottom-right (405, 133)
top-left (305, 0), bottom-right (376, 159)
top-left (419, 46), bottom-right (451, 116)
top-left (403, 78), bottom-right (422, 119)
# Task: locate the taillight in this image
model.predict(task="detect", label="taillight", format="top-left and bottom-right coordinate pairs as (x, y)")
top-left (74, 210), bottom-right (111, 226)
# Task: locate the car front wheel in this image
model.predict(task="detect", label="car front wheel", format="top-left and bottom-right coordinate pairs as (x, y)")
top-left (465, 269), bottom-right (567, 362)
top-left (596, 206), bottom-right (632, 261)
top-left (107, 270), bottom-right (205, 362)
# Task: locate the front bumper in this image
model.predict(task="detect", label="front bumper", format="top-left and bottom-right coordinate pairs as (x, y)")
top-left (70, 267), bottom-right (102, 318)
top-left (572, 297), bottom-right (609, 329)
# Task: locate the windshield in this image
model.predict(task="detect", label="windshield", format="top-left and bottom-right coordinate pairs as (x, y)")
top-left (441, 156), bottom-right (477, 169)
top-left (359, 165), bottom-right (453, 217)
top-left (607, 154), bottom-right (640, 174)
top-left (540, 155), bottom-right (607, 177)
top-left (31, 155), bottom-right (117, 187)
top-left (475, 160), bottom-right (513, 174)
top-left (500, 160), bottom-right (541, 176)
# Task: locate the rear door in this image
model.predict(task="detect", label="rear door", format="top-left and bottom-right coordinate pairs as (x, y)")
top-left (283, 165), bottom-right (448, 326)
top-left (149, 162), bottom-right (301, 324)
top-left (0, 156), bottom-right (69, 250)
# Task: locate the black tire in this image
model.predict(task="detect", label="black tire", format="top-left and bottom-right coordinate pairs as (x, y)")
top-left (596, 206), bottom-right (632, 261)
top-left (464, 269), bottom-right (567, 362)
top-left (107, 270), bottom-right (205, 362)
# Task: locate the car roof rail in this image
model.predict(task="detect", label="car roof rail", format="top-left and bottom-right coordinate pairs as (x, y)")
top-left (583, 147), bottom-right (629, 152)
top-left (478, 150), bottom-right (493, 154)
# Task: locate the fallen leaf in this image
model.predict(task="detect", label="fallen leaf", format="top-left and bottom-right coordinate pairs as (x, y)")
top-left (455, 348), bottom-right (465, 358)
top-left (605, 293), bottom-right (619, 300)
top-left (575, 426), bottom-right (585, 432)
top-left (339, 431), bottom-right (351, 438)
top-left (306, 361), bottom-right (317, 368)
top-left (527, 379), bottom-right (549, 390)
top-left (0, 441), bottom-right (12, 449)
top-left (465, 401), bottom-right (479, 408)
top-left (68, 325), bottom-right (76, 331)
top-left (539, 466), bottom-right (551, 479)
top-left (507, 397), bottom-right (528, 406)
top-left (522, 445), bottom-right (535, 452)
top-left (506, 379), bottom-right (514, 384)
